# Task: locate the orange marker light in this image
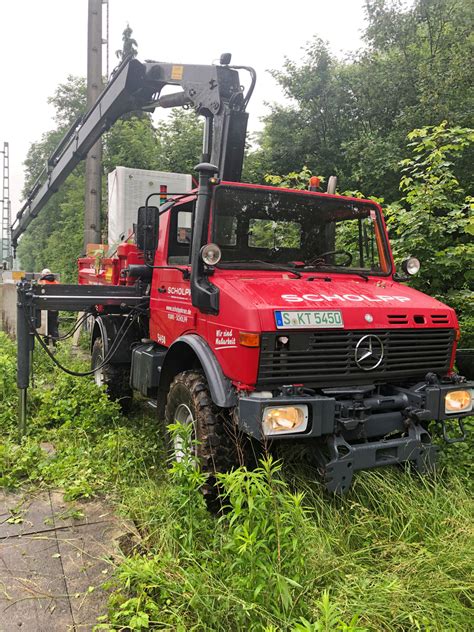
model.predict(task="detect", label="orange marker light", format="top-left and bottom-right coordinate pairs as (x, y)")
top-left (239, 332), bottom-right (260, 347)
top-left (309, 176), bottom-right (320, 188)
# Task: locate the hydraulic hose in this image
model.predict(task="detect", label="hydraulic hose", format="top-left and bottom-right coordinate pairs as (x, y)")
top-left (24, 305), bottom-right (146, 377)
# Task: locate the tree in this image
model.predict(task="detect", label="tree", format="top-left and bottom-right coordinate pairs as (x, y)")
top-left (115, 24), bottom-right (138, 60)
top-left (385, 121), bottom-right (474, 343)
top-left (48, 75), bottom-right (87, 128)
top-left (104, 117), bottom-right (160, 172)
top-left (154, 110), bottom-right (203, 175)
top-left (18, 76), bottom-right (87, 279)
top-left (259, 0), bottom-right (474, 201)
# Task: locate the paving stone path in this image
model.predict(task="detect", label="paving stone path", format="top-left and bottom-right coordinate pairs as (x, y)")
top-left (0, 489), bottom-right (136, 631)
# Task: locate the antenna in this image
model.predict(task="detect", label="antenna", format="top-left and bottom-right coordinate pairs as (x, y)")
top-left (1, 142), bottom-right (11, 268)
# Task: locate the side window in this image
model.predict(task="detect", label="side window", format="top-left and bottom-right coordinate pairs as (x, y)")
top-left (177, 211), bottom-right (192, 244)
top-left (168, 202), bottom-right (194, 265)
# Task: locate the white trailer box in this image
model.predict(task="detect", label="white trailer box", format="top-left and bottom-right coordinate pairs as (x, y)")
top-left (107, 167), bottom-right (192, 246)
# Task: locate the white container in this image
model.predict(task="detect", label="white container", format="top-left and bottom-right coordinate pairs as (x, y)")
top-left (107, 167), bottom-right (192, 246)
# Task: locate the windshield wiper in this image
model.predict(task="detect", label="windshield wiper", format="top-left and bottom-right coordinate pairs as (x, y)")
top-left (217, 260), bottom-right (302, 279)
top-left (305, 263), bottom-right (370, 282)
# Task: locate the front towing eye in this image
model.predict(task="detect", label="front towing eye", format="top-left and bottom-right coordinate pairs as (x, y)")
top-left (439, 418), bottom-right (467, 444)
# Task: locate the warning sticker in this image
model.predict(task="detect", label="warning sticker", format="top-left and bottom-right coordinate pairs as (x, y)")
top-left (171, 65), bottom-right (184, 81)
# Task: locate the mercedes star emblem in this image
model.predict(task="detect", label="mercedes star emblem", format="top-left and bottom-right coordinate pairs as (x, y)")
top-left (355, 334), bottom-right (384, 371)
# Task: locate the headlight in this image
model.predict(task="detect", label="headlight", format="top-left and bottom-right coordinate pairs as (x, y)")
top-left (201, 243), bottom-right (222, 266)
top-left (445, 389), bottom-right (473, 414)
top-left (401, 257), bottom-right (421, 275)
top-left (262, 405), bottom-right (308, 436)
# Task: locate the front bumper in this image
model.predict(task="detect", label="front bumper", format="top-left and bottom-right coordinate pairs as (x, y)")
top-left (237, 377), bottom-right (473, 493)
top-left (238, 378), bottom-right (474, 440)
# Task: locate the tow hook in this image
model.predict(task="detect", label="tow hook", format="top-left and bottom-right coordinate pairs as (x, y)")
top-left (404, 407), bottom-right (432, 423)
top-left (440, 418), bottom-right (467, 444)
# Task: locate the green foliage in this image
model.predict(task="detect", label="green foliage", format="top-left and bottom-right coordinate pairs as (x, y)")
top-left (154, 109), bottom-right (203, 175)
top-left (0, 336), bottom-right (161, 499)
top-left (385, 121), bottom-right (473, 342)
top-left (0, 334), bottom-right (472, 630)
top-left (18, 75), bottom-right (88, 278)
top-left (259, 0), bottom-right (474, 199)
top-left (0, 332), bottom-right (17, 429)
top-left (104, 116), bottom-right (161, 172)
top-left (48, 75), bottom-right (87, 128)
top-left (217, 458), bottom-right (309, 619)
top-left (265, 166), bottom-right (323, 191)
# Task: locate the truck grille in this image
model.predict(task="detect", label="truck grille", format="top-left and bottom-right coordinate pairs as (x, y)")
top-left (258, 328), bottom-right (455, 386)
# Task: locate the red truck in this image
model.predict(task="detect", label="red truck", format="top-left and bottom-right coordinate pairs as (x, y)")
top-left (13, 55), bottom-right (472, 499)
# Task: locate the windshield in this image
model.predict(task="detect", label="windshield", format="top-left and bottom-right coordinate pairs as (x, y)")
top-left (212, 186), bottom-right (391, 275)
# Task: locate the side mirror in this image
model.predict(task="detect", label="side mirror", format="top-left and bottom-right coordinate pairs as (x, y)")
top-left (136, 206), bottom-right (159, 262)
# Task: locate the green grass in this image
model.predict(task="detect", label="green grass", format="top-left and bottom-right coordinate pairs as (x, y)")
top-left (0, 331), bottom-right (472, 631)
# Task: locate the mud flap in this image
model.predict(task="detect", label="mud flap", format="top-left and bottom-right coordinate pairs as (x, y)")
top-left (323, 423), bottom-right (438, 494)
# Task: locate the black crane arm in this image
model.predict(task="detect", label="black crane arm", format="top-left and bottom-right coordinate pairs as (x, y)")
top-left (11, 56), bottom-right (256, 250)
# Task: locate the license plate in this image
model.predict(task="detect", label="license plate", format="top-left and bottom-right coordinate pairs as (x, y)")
top-left (275, 310), bottom-right (344, 329)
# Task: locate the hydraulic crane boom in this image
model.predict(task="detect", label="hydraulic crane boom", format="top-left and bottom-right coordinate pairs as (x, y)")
top-left (11, 54), bottom-right (255, 251)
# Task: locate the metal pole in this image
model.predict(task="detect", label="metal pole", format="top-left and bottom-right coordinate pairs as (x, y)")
top-left (84, 0), bottom-right (103, 249)
top-left (17, 282), bottom-right (33, 438)
top-left (18, 389), bottom-right (27, 438)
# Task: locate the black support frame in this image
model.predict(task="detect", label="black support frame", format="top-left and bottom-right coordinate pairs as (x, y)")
top-left (16, 281), bottom-right (149, 434)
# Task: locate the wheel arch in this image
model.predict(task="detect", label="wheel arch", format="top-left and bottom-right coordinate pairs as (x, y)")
top-left (91, 314), bottom-right (142, 364)
top-left (158, 334), bottom-right (237, 410)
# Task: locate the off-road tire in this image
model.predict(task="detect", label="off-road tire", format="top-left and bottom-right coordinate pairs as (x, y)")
top-left (91, 337), bottom-right (133, 412)
top-left (165, 370), bottom-right (256, 511)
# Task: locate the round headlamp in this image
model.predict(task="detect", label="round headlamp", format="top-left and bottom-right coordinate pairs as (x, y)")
top-left (401, 257), bottom-right (421, 276)
top-left (200, 243), bottom-right (222, 266)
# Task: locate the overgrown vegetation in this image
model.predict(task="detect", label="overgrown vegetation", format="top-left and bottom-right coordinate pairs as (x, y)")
top-left (6, 3), bottom-right (474, 626)
top-left (1, 331), bottom-right (472, 630)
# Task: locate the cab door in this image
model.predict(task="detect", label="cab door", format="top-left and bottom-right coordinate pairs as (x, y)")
top-left (150, 200), bottom-right (196, 347)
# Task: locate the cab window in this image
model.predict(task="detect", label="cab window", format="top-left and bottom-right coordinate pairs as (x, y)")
top-left (168, 202), bottom-right (194, 265)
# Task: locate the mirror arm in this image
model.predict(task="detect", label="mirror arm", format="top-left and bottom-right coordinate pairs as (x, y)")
top-left (393, 271), bottom-right (409, 282)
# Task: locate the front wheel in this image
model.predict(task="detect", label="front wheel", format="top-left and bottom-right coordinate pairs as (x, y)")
top-left (91, 337), bottom-right (133, 412)
top-left (165, 370), bottom-right (254, 510)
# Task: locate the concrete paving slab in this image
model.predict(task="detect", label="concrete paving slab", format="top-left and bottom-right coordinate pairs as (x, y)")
top-left (49, 491), bottom-right (115, 529)
top-left (0, 533), bottom-right (74, 630)
top-left (0, 490), bottom-right (137, 631)
top-left (0, 491), bottom-right (56, 539)
top-left (56, 521), bottom-right (127, 630)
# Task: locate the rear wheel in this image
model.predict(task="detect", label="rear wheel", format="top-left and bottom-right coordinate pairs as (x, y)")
top-left (165, 370), bottom-right (255, 510)
top-left (91, 337), bottom-right (133, 412)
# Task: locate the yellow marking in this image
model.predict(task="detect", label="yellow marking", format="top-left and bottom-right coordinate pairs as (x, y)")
top-left (171, 65), bottom-right (184, 81)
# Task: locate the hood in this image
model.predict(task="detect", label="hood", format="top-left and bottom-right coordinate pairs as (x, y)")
top-left (217, 274), bottom-right (456, 331)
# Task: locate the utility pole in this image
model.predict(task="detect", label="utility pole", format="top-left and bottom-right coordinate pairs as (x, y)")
top-left (84, 0), bottom-right (103, 248)
top-left (1, 142), bottom-right (11, 268)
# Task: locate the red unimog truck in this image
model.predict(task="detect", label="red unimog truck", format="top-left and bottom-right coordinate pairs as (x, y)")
top-left (13, 55), bottom-right (472, 498)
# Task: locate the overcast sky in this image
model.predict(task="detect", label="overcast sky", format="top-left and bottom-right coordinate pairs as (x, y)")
top-left (1, 0), bottom-right (369, 216)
